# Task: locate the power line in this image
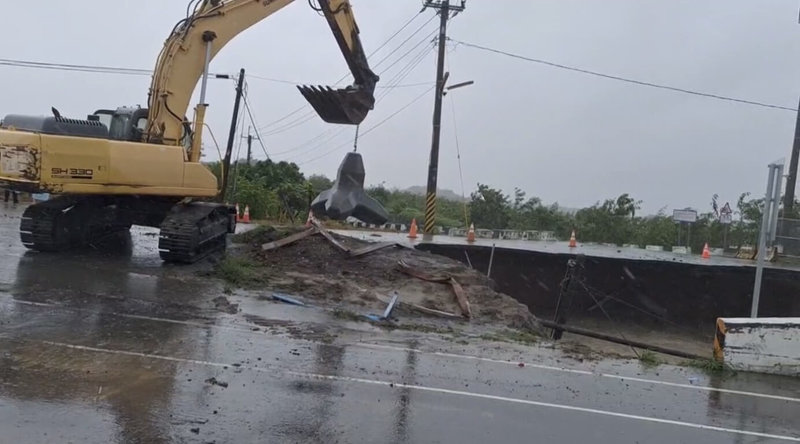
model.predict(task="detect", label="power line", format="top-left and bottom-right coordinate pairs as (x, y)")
top-left (242, 83), bottom-right (270, 160)
top-left (371, 13), bottom-right (438, 70)
top-left (259, 26), bottom-right (437, 144)
top-left (279, 44), bottom-right (435, 162)
top-left (298, 85), bottom-right (435, 166)
top-left (450, 38), bottom-right (798, 112)
top-left (255, 10), bottom-right (433, 133)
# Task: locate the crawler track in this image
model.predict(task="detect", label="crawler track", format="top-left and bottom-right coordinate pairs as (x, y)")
top-left (158, 202), bottom-right (233, 263)
top-left (20, 195), bottom-right (130, 252)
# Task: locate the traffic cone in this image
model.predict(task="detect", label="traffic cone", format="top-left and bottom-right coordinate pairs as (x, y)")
top-left (569, 230), bottom-right (577, 248)
top-left (408, 218), bottom-right (418, 239)
top-left (235, 203), bottom-right (241, 223)
top-left (305, 210), bottom-right (314, 228)
top-left (242, 205), bottom-right (251, 224)
top-left (702, 242), bottom-right (711, 259)
top-left (466, 223), bottom-right (476, 243)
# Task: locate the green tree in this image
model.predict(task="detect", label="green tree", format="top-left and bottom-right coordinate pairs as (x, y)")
top-left (469, 183), bottom-right (511, 229)
top-left (308, 174), bottom-right (333, 196)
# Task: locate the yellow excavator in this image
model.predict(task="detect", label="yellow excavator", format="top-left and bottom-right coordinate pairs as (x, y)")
top-left (0, 0), bottom-right (378, 262)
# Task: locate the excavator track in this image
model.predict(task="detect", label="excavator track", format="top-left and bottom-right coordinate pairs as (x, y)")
top-left (158, 202), bottom-right (234, 263)
top-left (20, 195), bottom-right (131, 252)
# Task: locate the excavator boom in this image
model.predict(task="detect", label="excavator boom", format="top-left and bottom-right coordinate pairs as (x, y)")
top-left (147, 0), bottom-right (378, 146)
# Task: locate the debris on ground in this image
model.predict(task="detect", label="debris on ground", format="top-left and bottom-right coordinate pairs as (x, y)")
top-left (204, 377), bottom-right (229, 388)
top-left (271, 292), bottom-right (308, 307)
top-left (211, 296), bottom-right (239, 315)
top-left (224, 224), bottom-right (538, 331)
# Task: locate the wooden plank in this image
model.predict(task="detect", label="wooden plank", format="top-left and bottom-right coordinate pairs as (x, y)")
top-left (396, 259), bottom-right (450, 283)
top-left (261, 227), bottom-right (316, 251)
top-left (449, 277), bottom-right (471, 319)
top-left (313, 221), bottom-right (351, 254)
top-left (349, 242), bottom-right (397, 258)
top-left (375, 293), bottom-right (460, 319)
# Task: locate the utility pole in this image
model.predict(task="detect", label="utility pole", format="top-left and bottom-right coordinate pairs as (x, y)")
top-left (784, 96), bottom-right (800, 216)
top-left (422, 0), bottom-right (465, 241)
top-left (242, 126), bottom-right (260, 165)
top-left (221, 68), bottom-right (245, 202)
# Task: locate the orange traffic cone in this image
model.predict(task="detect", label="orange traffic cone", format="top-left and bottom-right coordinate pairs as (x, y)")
top-left (702, 242), bottom-right (711, 259)
top-left (305, 210), bottom-right (315, 228)
top-left (235, 203), bottom-right (242, 223)
top-left (466, 223), bottom-right (476, 243)
top-left (242, 205), bottom-right (251, 224)
top-left (568, 230), bottom-right (577, 248)
top-left (408, 218), bottom-right (418, 239)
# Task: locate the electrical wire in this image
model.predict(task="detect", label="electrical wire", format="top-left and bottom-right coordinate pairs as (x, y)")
top-left (242, 83), bottom-right (271, 160)
top-left (297, 84), bottom-right (435, 166)
top-left (279, 43), bottom-right (435, 162)
top-left (202, 122), bottom-right (225, 185)
top-left (253, 10), bottom-right (431, 133)
top-left (371, 13), bottom-right (438, 70)
top-left (445, 48), bottom-right (469, 227)
top-left (450, 38), bottom-right (798, 112)
top-left (449, 94), bottom-right (469, 228)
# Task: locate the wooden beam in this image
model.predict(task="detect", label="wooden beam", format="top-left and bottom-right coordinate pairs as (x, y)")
top-left (261, 227), bottom-right (316, 251)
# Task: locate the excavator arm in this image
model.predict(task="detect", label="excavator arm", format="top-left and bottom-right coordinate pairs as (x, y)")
top-left (146, 0), bottom-right (379, 148)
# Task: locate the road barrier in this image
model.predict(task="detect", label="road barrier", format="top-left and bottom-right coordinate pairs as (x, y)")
top-left (714, 317), bottom-right (800, 376)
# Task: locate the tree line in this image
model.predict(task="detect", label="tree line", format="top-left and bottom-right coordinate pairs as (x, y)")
top-left (207, 160), bottom-right (766, 251)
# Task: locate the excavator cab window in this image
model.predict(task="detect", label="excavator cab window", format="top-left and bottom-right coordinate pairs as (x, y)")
top-left (92, 108), bottom-right (149, 142)
top-left (109, 114), bottom-right (132, 141)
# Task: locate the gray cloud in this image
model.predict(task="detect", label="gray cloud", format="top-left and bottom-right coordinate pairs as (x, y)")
top-left (1, 0), bottom-right (798, 215)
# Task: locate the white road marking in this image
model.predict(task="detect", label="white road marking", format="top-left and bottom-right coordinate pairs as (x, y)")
top-left (10, 299), bottom-right (266, 336)
top-left (11, 298), bottom-right (800, 404)
top-left (356, 343), bottom-right (800, 404)
top-left (31, 340), bottom-right (800, 442)
top-left (293, 372), bottom-right (800, 442)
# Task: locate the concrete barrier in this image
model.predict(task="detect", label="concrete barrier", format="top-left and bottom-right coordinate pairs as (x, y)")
top-left (672, 246), bottom-right (689, 254)
top-left (714, 317), bottom-right (800, 376)
top-left (645, 245), bottom-right (664, 252)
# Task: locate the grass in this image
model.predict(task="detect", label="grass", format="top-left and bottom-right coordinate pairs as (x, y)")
top-left (681, 358), bottom-right (733, 375)
top-left (231, 225), bottom-right (276, 244)
top-left (638, 350), bottom-right (662, 367)
top-left (214, 256), bottom-right (267, 287)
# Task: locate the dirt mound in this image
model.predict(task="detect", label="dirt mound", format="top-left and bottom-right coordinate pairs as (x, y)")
top-left (228, 225), bottom-right (537, 330)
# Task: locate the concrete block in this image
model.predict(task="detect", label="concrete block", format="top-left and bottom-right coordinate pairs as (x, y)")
top-left (714, 317), bottom-right (800, 376)
top-left (645, 245), bottom-right (664, 251)
top-left (672, 246), bottom-right (689, 254)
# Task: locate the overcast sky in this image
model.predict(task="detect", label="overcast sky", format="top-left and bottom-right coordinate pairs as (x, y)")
top-left (1, 0), bottom-right (798, 214)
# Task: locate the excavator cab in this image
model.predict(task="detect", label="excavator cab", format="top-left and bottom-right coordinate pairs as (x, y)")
top-left (91, 107), bottom-right (149, 142)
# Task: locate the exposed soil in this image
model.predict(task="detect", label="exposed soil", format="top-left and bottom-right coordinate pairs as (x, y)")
top-left (225, 225), bottom-right (538, 331)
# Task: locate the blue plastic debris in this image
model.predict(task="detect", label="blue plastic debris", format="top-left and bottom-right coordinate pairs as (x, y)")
top-left (272, 293), bottom-right (307, 307)
top-left (365, 291), bottom-right (400, 322)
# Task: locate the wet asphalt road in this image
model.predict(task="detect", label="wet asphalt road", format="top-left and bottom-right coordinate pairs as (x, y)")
top-left (2, 203), bottom-right (800, 443)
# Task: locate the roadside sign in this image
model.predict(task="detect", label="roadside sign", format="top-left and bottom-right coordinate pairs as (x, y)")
top-left (720, 213), bottom-right (733, 224)
top-left (673, 208), bottom-right (697, 223)
top-left (720, 202), bottom-right (733, 215)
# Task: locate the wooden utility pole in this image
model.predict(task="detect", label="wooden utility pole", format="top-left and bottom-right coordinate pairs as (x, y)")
top-left (422, 0), bottom-right (465, 240)
top-left (221, 68), bottom-right (245, 201)
top-left (784, 96), bottom-right (800, 216)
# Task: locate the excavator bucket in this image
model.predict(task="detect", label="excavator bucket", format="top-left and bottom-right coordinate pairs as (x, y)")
top-left (297, 85), bottom-right (375, 125)
top-left (311, 151), bottom-right (389, 225)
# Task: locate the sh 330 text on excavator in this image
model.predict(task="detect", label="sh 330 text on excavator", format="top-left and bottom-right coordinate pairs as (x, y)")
top-left (0, 0), bottom-right (379, 263)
